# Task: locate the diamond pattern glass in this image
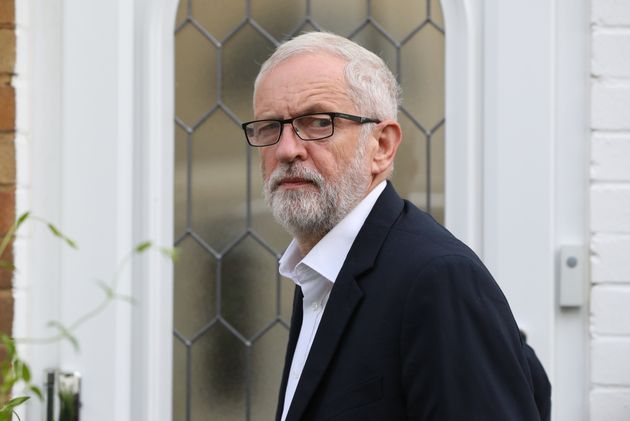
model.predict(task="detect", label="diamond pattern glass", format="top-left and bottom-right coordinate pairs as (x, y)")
top-left (173, 1), bottom-right (445, 419)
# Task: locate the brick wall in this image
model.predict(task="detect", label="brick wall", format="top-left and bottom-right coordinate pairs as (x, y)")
top-left (590, 0), bottom-right (630, 419)
top-left (0, 0), bottom-right (16, 342)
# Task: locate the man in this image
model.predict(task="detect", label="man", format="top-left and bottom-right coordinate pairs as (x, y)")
top-left (242, 32), bottom-right (549, 421)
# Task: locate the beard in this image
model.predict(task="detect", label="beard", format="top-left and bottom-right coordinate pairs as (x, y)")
top-left (262, 142), bottom-right (371, 240)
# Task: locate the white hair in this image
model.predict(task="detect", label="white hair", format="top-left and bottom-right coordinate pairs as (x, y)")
top-left (253, 32), bottom-right (402, 122)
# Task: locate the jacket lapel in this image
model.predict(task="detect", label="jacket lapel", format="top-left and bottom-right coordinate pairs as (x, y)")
top-left (284, 182), bottom-right (404, 421)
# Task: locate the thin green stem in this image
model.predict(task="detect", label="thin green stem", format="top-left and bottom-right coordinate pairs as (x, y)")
top-left (67, 297), bottom-right (111, 332)
top-left (0, 220), bottom-right (18, 260)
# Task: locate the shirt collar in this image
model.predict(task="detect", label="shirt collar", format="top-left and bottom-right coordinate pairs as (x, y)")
top-left (279, 180), bottom-right (386, 285)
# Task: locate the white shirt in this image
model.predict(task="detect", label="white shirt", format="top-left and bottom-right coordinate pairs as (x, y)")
top-left (278, 181), bottom-right (387, 421)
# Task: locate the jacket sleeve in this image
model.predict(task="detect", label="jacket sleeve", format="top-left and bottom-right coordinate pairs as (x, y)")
top-left (400, 255), bottom-right (543, 421)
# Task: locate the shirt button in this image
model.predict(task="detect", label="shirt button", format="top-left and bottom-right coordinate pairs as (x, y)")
top-left (292, 371), bottom-right (300, 379)
top-left (312, 302), bottom-right (319, 311)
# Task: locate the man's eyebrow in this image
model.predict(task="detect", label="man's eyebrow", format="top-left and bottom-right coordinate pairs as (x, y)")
top-left (299, 104), bottom-right (331, 114)
top-left (256, 107), bottom-right (331, 121)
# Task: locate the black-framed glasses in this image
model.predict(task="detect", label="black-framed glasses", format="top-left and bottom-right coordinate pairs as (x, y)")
top-left (241, 112), bottom-right (381, 147)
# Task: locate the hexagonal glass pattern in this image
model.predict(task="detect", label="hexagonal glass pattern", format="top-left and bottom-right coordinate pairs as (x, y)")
top-left (175, 0), bottom-right (188, 29)
top-left (430, 0), bottom-right (444, 28)
top-left (393, 112), bottom-right (428, 209)
top-left (311, 0), bottom-right (367, 35)
top-left (429, 124), bottom-right (445, 221)
top-left (351, 23), bottom-right (398, 72)
top-left (174, 125), bottom-right (189, 240)
top-left (190, 110), bottom-right (247, 252)
top-left (173, 236), bottom-right (217, 339)
top-left (190, 325), bottom-right (247, 421)
top-left (175, 24), bottom-right (217, 128)
top-left (192, 0), bottom-right (246, 42)
top-left (372, 0), bottom-right (427, 41)
top-left (400, 23), bottom-right (445, 129)
top-left (173, 1), bottom-right (445, 419)
top-left (172, 338), bottom-right (188, 421)
top-left (221, 25), bottom-right (276, 123)
top-left (251, 0), bottom-right (306, 41)
top-left (250, 324), bottom-right (290, 420)
top-left (221, 236), bottom-right (279, 340)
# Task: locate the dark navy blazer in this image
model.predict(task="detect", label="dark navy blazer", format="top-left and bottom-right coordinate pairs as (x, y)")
top-left (277, 182), bottom-right (549, 421)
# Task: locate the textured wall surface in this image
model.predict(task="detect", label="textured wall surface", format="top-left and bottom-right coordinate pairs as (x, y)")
top-left (590, 0), bottom-right (630, 419)
top-left (0, 0), bottom-right (16, 341)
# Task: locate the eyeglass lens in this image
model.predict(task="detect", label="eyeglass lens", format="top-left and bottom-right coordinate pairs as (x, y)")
top-left (246, 114), bottom-right (334, 146)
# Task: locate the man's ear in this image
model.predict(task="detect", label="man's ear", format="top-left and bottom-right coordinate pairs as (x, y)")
top-left (370, 120), bottom-right (402, 177)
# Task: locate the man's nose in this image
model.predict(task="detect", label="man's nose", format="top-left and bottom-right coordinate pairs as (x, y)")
top-left (275, 123), bottom-right (308, 163)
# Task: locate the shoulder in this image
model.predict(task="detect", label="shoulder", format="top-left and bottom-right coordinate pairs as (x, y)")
top-left (378, 199), bottom-right (485, 273)
top-left (371, 200), bottom-right (513, 307)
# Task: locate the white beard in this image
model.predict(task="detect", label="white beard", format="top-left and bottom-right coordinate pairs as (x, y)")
top-left (263, 142), bottom-right (371, 240)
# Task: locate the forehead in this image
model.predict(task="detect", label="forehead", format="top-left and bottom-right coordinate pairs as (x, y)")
top-left (254, 52), bottom-right (354, 118)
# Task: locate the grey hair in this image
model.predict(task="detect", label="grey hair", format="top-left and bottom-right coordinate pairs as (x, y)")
top-left (253, 32), bottom-right (402, 122)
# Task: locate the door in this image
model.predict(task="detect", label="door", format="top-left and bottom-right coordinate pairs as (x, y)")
top-left (172, 1), bottom-right (446, 419)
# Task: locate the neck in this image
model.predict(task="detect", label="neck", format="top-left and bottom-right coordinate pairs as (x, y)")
top-left (295, 234), bottom-right (324, 256)
top-left (289, 222), bottom-right (328, 256)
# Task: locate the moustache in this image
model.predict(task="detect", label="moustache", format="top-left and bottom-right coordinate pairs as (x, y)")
top-left (266, 164), bottom-right (325, 192)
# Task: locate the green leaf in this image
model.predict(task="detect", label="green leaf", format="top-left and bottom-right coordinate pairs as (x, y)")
top-left (0, 335), bottom-right (16, 357)
top-left (15, 212), bottom-right (31, 228)
top-left (159, 246), bottom-right (180, 262)
top-left (16, 212), bottom-right (30, 228)
top-left (28, 385), bottom-right (43, 401)
top-left (1, 396), bottom-right (29, 413)
top-left (46, 223), bottom-right (78, 249)
top-left (13, 360), bottom-right (24, 380)
top-left (134, 241), bottom-right (152, 253)
top-left (47, 223), bottom-right (61, 237)
top-left (64, 237), bottom-right (78, 249)
top-left (20, 362), bottom-right (31, 383)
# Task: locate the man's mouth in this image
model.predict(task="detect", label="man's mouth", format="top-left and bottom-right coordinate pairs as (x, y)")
top-left (276, 177), bottom-right (317, 190)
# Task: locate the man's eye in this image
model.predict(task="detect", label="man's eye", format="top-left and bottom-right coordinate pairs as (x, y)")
top-left (258, 122), bottom-right (278, 133)
top-left (313, 118), bottom-right (332, 127)
top-left (301, 116), bottom-right (331, 128)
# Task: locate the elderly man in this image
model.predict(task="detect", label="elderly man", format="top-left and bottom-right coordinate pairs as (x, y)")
top-left (242, 32), bottom-right (548, 421)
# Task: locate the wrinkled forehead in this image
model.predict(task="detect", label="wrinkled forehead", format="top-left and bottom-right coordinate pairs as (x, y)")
top-left (253, 52), bottom-right (350, 107)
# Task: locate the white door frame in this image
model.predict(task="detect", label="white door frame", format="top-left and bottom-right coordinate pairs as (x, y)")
top-left (18, 0), bottom-right (588, 420)
top-left (442, 1), bottom-right (590, 420)
top-left (18, 0), bottom-right (178, 420)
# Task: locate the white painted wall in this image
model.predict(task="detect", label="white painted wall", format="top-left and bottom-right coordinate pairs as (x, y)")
top-left (590, 0), bottom-right (630, 419)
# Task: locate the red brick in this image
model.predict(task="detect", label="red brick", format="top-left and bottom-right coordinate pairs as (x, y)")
top-left (0, 140), bottom-right (15, 184)
top-left (0, 289), bottom-right (13, 336)
top-left (0, 188), bottom-right (14, 238)
top-left (0, 85), bottom-right (15, 131)
top-left (0, 29), bottom-right (15, 74)
top-left (0, 0), bottom-right (14, 28)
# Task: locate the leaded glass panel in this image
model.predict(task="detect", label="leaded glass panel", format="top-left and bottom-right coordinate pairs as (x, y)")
top-left (173, 1), bottom-right (445, 419)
